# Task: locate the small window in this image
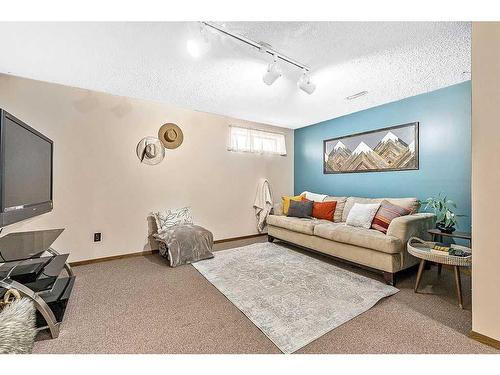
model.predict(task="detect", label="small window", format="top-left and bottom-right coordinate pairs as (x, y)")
top-left (228, 126), bottom-right (287, 156)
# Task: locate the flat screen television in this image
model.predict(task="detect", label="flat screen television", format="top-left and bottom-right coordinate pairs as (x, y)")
top-left (0, 109), bottom-right (53, 227)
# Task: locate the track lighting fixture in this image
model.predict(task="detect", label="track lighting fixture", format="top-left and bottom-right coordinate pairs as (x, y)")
top-left (190, 22), bottom-right (317, 94)
top-left (297, 70), bottom-right (316, 95)
top-left (263, 55), bottom-right (282, 86)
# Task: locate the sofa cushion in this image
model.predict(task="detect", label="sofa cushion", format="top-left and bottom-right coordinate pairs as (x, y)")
top-left (324, 196), bottom-right (347, 222)
top-left (281, 194), bottom-right (305, 215)
top-left (371, 200), bottom-right (411, 233)
top-left (302, 191), bottom-right (328, 202)
top-left (287, 199), bottom-right (313, 218)
top-left (314, 223), bottom-right (403, 254)
top-left (312, 200), bottom-right (337, 221)
top-left (342, 197), bottom-right (419, 222)
top-left (345, 203), bottom-right (380, 229)
top-left (272, 202), bottom-right (284, 216)
top-left (267, 215), bottom-right (317, 235)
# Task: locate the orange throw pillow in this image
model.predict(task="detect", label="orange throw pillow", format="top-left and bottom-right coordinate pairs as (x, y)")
top-left (312, 201), bottom-right (337, 221)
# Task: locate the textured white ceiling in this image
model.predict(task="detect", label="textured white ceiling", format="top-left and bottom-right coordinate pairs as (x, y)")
top-left (0, 22), bottom-right (470, 128)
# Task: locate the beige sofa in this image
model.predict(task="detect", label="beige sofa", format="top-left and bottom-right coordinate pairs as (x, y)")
top-left (267, 196), bottom-right (436, 285)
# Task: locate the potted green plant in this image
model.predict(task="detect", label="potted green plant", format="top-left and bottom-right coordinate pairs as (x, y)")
top-left (421, 194), bottom-right (464, 233)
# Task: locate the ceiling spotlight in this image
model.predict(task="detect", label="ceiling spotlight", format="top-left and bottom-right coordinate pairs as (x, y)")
top-left (186, 39), bottom-right (203, 58)
top-left (263, 56), bottom-right (282, 86)
top-left (186, 22), bottom-right (210, 58)
top-left (297, 70), bottom-right (316, 95)
top-left (258, 41), bottom-right (273, 53)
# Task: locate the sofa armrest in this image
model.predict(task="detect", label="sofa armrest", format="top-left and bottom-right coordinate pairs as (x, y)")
top-left (272, 202), bottom-right (284, 216)
top-left (386, 213), bottom-right (436, 244)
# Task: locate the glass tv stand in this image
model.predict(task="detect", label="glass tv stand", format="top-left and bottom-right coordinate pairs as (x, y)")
top-left (0, 229), bottom-right (75, 339)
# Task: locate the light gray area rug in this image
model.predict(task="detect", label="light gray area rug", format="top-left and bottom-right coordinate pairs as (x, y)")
top-left (193, 242), bottom-right (398, 353)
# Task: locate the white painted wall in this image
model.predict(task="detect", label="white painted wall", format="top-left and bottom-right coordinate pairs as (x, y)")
top-left (0, 74), bottom-right (294, 262)
top-left (472, 22), bottom-right (500, 342)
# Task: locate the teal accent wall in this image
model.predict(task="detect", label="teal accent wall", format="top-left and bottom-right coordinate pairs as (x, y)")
top-left (294, 81), bottom-right (471, 231)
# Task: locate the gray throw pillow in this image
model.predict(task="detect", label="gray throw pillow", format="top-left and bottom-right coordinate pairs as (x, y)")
top-left (287, 200), bottom-right (313, 218)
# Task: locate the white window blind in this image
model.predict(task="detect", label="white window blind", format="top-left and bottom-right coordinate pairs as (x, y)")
top-left (228, 126), bottom-right (287, 156)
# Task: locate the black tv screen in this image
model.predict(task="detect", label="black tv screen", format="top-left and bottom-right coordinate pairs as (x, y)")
top-left (0, 110), bottom-right (53, 226)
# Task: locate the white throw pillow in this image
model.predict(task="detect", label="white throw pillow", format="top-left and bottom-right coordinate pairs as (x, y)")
top-left (153, 206), bottom-right (193, 231)
top-left (301, 191), bottom-right (328, 202)
top-left (345, 203), bottom-right (380, 229)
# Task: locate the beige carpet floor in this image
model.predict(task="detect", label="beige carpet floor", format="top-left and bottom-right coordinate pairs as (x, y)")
top-left (34, 237), bottom-right (498, 354)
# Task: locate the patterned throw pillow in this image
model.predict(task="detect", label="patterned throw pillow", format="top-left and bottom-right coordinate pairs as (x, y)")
top-left (371, 200), bottom-right (411, 233)
top-left (281, 194), bottom-right (305, 215)
top-left (345, 203), bottom-right (381, 229)
top-left (287, 199), bottom-right (313, 218)
top-left (312, 201), bottom-right (337, 221)
top-left (154, 207), bottom-right (193, 231)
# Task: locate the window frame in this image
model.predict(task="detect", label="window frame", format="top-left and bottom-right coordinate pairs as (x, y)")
top-left (227, 125), bottom-right (287, 156)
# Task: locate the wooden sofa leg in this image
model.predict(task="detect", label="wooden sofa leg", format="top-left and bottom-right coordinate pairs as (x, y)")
top-left (383, 272), bottom-right (395, 286)
top-left (267, 235), bottom-right (275, 243)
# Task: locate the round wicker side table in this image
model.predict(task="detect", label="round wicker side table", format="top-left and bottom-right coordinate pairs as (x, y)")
top-left (407, 237), bottom-right (472, 308)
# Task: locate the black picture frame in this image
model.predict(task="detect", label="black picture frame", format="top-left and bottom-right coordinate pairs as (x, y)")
top-left (323, 122), bottom-right (419, 174)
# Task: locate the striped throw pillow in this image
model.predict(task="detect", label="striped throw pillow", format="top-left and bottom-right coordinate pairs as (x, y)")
top-left (371, 200), bottom-right (411, 234)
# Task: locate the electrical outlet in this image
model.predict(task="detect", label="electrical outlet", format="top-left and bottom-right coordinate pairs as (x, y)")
top-left (94, 232), bottom-right (102, 242)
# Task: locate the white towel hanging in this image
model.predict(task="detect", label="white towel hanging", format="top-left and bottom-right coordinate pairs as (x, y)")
top-left (253, 179), bottom-right (273, 233)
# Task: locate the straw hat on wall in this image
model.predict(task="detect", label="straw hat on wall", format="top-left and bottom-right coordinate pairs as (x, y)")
top-left (136, 137), bottom-right (165, 165)
top-left (158, 123), bottom-right (183, 149)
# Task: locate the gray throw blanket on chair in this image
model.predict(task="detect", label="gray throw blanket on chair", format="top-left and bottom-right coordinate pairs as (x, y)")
top-left (154, 224), bottom-right (214, 267)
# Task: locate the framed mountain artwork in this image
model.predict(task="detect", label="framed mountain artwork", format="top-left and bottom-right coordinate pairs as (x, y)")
top-left (323, 122), bottom-right (419, 174)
